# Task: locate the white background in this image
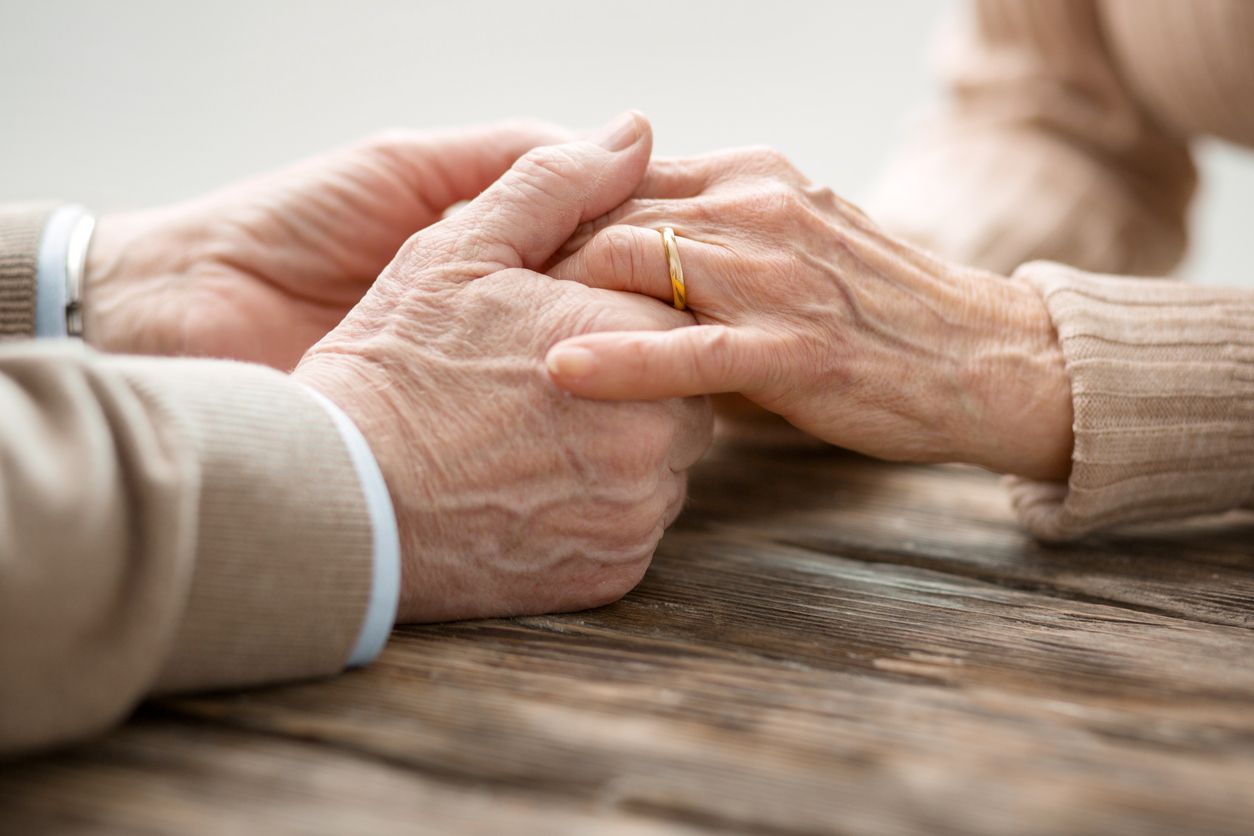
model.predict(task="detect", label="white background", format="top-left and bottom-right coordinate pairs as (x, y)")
top-left (2, 0), bottom-right (1250, 285)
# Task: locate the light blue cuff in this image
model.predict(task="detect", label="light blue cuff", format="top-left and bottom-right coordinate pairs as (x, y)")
top-left (34, 205), bottom-right (90, 338)
top-left (303, 387), bottom-right (401, 668)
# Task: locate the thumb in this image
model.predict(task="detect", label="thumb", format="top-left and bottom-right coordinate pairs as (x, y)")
top-left (450, 111), bottom-right (653, 271)
top-left (545, 325), bottom-right (762, 400)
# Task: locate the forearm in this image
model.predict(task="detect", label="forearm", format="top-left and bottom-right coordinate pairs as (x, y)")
top-left (943, 264), bottom-right (1074, 482)
top-left (0, 343), bottom-right (377, 755)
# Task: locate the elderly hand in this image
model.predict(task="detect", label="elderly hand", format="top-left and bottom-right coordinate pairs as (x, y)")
top-left (82, 121), bottom-right (568, 370)
top-left (294, 113), bottom-right (712, 622)
top-left (544, 147), bottom-right (1073, 481)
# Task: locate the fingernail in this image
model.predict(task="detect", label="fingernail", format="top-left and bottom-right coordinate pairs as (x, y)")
top-left (546, 346), bottom-right (598, 379)
top-left (589, 111), bottom-right (642, 152)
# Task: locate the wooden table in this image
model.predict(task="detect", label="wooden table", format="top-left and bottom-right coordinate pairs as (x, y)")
top-left (3, 441), bottom-right (1253, 835)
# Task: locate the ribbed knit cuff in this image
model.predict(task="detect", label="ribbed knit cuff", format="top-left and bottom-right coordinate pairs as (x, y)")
top-left (0, 204), bottom-right (60, 339)
top-left (104, 356), bottom-right (375, 693)
top-left (1005, 261), bottom-right (1254, 540)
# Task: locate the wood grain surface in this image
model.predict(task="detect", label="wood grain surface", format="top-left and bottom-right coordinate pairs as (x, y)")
top-left (2, 442), bottom-right (1252, 835)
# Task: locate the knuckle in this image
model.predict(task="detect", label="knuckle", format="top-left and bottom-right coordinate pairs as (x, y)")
top-left (738, 145), bottom-right (806, 184)
top-left (759, 326), bottom-right (823, 396)
top-left (696, 323), bottom-right (734, 353)
top-left (682, 196), bottom-right (721, 228)
top-left (597, 225), bottom-right (645, 281)
top-left (558, 216), bottom-right (609, 260)
top-left (803, 182), bottom-right (838, 206)
top-left (765, 178), bottom-right (804, 205)
top-left (512, 145), bottom-right (579, 185)
top-left (690, 326), bottom-right (736, 384)
top-left (688, 326), bottom-right (756, 393)
top-left (753, 145), bottom-right (789, 167)
top-left (608, 197), bottom-right (662, 229)
top-left (622, 335), bottom-right (671, 383)
top-left (392, 226), bottom-right (459, 271)
top-left (739, 144), bottom-right (795, 174)
top-left (713, 146), bottom-right (766, 180)
top-left (695, 146), bottom-right (747, 172)
top-left (737, 180), bottom-right (804, 222)
top-left (734, 143), bottom-right (775, 163)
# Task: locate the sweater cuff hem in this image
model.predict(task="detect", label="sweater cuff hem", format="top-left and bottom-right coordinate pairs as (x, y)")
top-left (106, 357), bottom-right (377, 693)
top-left (1006, 261), bottom-right (1254, 540)
top-left (0, 204), bottom-right (60, 338)
top-left (302, 387), bottom-right (399, 668)
top-left (34, 205), bottom-right (92, 339)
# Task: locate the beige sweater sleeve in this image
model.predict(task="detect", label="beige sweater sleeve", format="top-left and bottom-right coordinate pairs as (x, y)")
top-left (0, 204), bottom-right (56, 337)
top-left (868, 2), bottom-right (1254, 538)
top-left (1006, 263), bottom-right (1254, 540)
top-left (868, 0), bottom-right (1197, 278)
top-left (0, 208), bottom-right (374, 756)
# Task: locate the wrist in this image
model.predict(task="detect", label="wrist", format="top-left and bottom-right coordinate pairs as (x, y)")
top-left (292, 354), bottom-right (396, 466)
top-left (80, 212), bottom-right (131, 345)
top-left (294, 350), bottom-right (422, 615)
top-left (954, 269), bottom-right (1074, 480)
top-left (81, 208), bottom-right (198, 350)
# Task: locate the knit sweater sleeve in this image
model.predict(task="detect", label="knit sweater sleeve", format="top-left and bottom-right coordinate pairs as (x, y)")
top-left (867, 0), bottom-right (1197, 279)
top-left (1006, 261), bottom-right (1254, 540)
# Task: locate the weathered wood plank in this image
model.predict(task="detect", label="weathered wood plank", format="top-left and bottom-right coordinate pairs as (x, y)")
top-left (146, 543), bottom-right (1254, 835)
top-left (685, 446), bottom-right (1254, 629)
top-left (0, 719), bottom-right (708, 835)
top-left (1, 446), bottom-right (1251, 835)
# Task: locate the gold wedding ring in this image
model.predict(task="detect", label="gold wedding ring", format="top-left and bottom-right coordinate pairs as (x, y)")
top-left (659, 227), bottom-right (687, 311)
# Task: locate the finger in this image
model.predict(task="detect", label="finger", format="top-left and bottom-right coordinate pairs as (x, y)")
top-left (545, 325), bottom-right (763, 401)
top-left (633, 146), bottom-right (807, 198)
top-left (549, 225), bottom-right (720, 309)
top-left (635, 156), bottom-right (717, 199)
top-left (633, 151), bottom-right (746, 198)
top-left (662, 472), bottom-right (688, 527)
top-left (380, 120), bottom-right (575, 212)
top-left (550, 196), bottom-right (697, 262)
top-left (590, 287), bottom-right (696, 331)
top-left (667, 395), bottom-right (714, 472)
top-left (450, 111), bottom-right (653, 271)
top-left (551, 152), bottom-right (751, 257)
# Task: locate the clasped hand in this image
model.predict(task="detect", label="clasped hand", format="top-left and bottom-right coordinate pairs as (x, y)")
top-left (80, 112), bottom-right (1073, 625)
top-left (546, 145), bottom-right (1074, 482)
top-left (86, 112), bottom-right (712, 623)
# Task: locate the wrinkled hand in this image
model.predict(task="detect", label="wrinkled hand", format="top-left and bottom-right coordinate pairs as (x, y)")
top-left (545, 147), bottom-right (1073, 480)
top-left (83, 121), bottom-right (568, 369)
top-left (294, 113), bottom-right (712, 622)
